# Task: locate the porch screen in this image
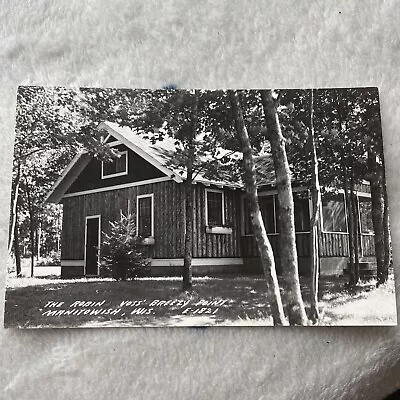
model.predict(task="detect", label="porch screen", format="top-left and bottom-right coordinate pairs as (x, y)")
top-left (137, 195), bottom-right (153, 237)
top-left (322, 193), bottom-right (347, 232)
top-left (206, 191), bottom-right (223, 226)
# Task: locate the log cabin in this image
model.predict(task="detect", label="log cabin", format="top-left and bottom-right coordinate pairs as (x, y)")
top-left (46, 121), bottom-right (376, 278)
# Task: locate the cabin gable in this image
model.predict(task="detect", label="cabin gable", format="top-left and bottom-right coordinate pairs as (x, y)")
top-left (66, 144), bottom-right (166, 194)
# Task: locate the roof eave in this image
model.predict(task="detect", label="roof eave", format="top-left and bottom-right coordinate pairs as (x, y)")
top-left (98, 122), bottom-right (183, 183)
top-left (45, 152), bottom-right (91, 204)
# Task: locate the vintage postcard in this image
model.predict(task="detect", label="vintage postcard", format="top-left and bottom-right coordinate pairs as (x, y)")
top-left (4, 86), bottom-right (397, 327)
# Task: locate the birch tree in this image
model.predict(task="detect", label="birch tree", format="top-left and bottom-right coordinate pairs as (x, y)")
top-left (260, 90), bottom-right (308, 326)
top-left (228, 90), bottom-right (287, 325)
top-left (308, 89), bottom-right (322, 322)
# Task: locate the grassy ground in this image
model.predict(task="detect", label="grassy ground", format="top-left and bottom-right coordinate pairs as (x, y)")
top-left (4, 273), bottom-right (398, 328)
top-left (317, 274), bottom-right (397, 325)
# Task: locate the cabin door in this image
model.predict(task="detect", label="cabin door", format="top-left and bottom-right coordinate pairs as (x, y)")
top-left (85, 216), bottom-right (100, 276)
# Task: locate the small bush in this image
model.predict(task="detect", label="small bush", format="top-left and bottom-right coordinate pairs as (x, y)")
top-left (100, 212), bottom-right (150, 281)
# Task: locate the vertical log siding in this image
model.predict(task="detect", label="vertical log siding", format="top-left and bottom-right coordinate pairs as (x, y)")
top-left (241, 233), bottom-right (311, 258)
top-left (62, 180), bottom-right (185, 260)
top-left (61, 182), bottom-right (243, 261)
top-left (241, 232), bottom-right (375, 259)
top-left (61, 181), bottom-right (375, 262)
top-left (191, 185), bottom-right (242, 258)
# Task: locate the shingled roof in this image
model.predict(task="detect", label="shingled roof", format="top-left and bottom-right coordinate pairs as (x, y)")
top-left (254, 155), bottom-right (275, 187)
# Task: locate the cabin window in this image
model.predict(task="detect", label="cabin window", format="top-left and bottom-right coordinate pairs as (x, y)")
top-left (101, 150), bottom-right (128, 179)
top-left (206, 189), bottom-right (225, 226)
top-left (322, 193), bottom-right (347, 233)
top-left (137, 194), bottom-right (154, 237)
top-left (358, 196), bottom-right (374, 234)
top-left (243, 200), bottom-right (253, 235)
top-left (260, 196), bottom-right (277, 233)
top-left (243, 195), bottom-right (277, 235)
top-left (293, 192), bottom-right (310, 232)
top-left (243, 191), bottom-right (310, 235)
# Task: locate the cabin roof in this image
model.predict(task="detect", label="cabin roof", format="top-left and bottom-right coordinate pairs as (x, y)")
top-left (254, 155), bottom-right (275, 187)
top-left (101, 122), bottom-right (246, 189)
top-left (46, 121), bottom-right (277, 203)
top-left (99, 121), bottom-right (184, 182)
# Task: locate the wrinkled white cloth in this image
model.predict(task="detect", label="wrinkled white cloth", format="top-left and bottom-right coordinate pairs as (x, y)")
top-left (0, 1), bottom-right (399, 399)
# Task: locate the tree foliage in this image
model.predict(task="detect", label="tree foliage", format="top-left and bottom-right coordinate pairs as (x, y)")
top-left (10, 86), bottom-right (143, 273)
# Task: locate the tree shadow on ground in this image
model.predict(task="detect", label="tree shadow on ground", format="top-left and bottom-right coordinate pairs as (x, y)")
top-left (4, 274), bottom-right (395, 327)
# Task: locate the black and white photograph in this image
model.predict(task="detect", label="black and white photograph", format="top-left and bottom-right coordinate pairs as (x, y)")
top-left (4, 86), bottom-right (397, 327)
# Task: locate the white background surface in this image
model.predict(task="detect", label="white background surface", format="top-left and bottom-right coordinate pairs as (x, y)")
top-left (1, 1), bottom-right (400, 399)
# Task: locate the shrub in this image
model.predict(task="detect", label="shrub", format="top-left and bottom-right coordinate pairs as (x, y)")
top-left (100, 212), bottom-right (151, 280)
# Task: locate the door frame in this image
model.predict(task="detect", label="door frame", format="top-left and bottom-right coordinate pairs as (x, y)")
top-left (84, 215), bottom-right (101, 276)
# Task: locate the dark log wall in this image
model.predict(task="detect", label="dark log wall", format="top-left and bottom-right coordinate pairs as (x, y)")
top-left (242, 232), bottom-right (374, 259)
top-left (61, 179), bottom-right (375, 262)
top-left (61, 180), bottom-right (185, 260)
top-left (241, 233), bottom-right (310, 258)
top-left (61, 181), bottom-right (243, 261)
top-left (191, 185), bottom-right (242, 258)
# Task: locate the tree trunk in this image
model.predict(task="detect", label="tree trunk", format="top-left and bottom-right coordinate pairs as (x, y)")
top-left (26, 187), bottom-right (35, 278)
top-left (344, 176), bottom-right (357, 286)
top-left (308, 89), bottom-right (321, 323)
top-left (183, 179), bottom-right (194, 291)
top-left (260, 89), bottom-right (308, 326)
top-left (382, 154), bottom-right (391, 284)
top-left (229, 90), bottom-right (287, 326)
top-left (182, 90), bottom-right (199, 292)
top-left (368, 151), bottom-right (386, 285)
top-left (8, 160), bottom-right (21, 254)
top-left (37, 223), bottom-right (42, 260)
top-left (383, 181), bottom-right (391, 280)
top-left (350, 174), bottom-right (360, 283)
top-left (14, 210), bottom-right (22, 277)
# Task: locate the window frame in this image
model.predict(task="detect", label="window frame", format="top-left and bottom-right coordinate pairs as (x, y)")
top-left (292, 191), bottom-right (311, 234)
top-left (136, 193), bottom-right (154, 239)
top-left (242, 193), bottom-right (279, 236)
top-left (205, 188), bottom-right (225, 227)
top-left (101, 150), bottom-right (129, 179)
top-left (241, 188), bottom-right (311, 236)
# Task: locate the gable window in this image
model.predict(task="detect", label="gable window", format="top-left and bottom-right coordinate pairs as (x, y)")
top-left (101, 150), bottom-right (128, 179)
top-left (137, 194), bottom-right (154, 238)
top-left (322, 192), bottom-right (347, 233)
